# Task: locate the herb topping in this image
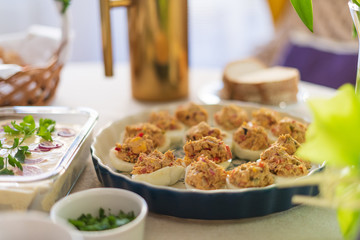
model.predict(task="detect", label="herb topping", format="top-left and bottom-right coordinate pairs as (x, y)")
top-left (68, 208), bottom-right (136, 231)
top-left (0, 115), bottom-right (56, 175)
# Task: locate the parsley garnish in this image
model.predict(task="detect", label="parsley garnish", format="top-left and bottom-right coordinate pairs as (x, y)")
top-left (68, 208), bottom-right (136, 231)
top-left (0, 115), bottom-right (56, 175)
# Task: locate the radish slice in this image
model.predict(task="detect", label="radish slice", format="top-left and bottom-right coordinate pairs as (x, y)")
top-left (31, 147), bottom-right (50, 152)
top-left (24, 158), bottom-right (46, 164)
top-left (14, 165), bottom-right (43, 176)
top-left (39, 141), bottom-right (63, 149)
top-left (32, 141), bottom-right (63, 152)
top-left (57, 128), bottom-right (76, 137)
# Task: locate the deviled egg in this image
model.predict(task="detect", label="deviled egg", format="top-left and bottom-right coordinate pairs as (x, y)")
top-left (131, 150), bottom-right (185, 186)
top-left (122, 122), bottom-right (170, 152)
top-left (232, 122), bottom-right (271, 161)
top-left (183, 136), bottom-right (232, 169)
top-left (185, 155), bottom-right (227, 190)
top-left (260, 145), bottom-right (311, 177)
top-left (185, 121), bottom-right (232, 147)
top-left (148, 110), bottom-right (184, 144)
top-left (109, 135), bottom-right (154, 172)
top-left (175, 102), bottom-right (208, 127)
top-left (251, 107), bottom-right (281, 143)
top-left (270, 117), bottom-right (307, 143)
top-left (226, 160), bottom-right (274, 189)
top-left (213, 104), bottom-right (249, 132)
top-left (273, 134), bottom-right (301, 155)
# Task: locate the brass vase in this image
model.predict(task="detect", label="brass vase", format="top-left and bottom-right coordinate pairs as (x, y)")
top-left (100, 0), bottom-right (189, 101)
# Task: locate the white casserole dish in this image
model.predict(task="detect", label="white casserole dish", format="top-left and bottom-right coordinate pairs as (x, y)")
top-left (0, 106), bottom-right (98, 211)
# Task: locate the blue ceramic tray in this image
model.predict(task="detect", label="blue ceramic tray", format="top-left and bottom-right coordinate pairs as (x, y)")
top-left (90, 103), bottom-right (322, 220)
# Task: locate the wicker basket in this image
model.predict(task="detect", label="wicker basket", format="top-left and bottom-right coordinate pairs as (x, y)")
top-left (0, 55), bottom-right (63, 106)
top-left (0, 3), bottom-right (68, 107)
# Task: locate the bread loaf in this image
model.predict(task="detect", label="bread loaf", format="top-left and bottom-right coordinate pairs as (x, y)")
top-left (222, 59), bottom-right (299, 105)
top-left (222, 58), bottom-right (267, 96)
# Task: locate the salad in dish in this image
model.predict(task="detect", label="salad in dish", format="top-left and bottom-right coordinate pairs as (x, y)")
top-left (0, 116), bottom-right (79, 176)
top-left (0, 107), bottom-right (98, 212)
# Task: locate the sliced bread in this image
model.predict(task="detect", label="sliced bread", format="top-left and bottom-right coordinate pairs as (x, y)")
top-left (222, 59), bottom-right (299, 105)
top-left (222, 58), bottom-right (267, 96)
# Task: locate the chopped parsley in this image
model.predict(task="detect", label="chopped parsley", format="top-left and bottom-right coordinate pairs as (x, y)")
top-left (68, 208), bottom-right (136, 231)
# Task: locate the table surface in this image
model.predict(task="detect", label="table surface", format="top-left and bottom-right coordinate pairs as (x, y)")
top-left (52, 62), bottom-right (342, 240)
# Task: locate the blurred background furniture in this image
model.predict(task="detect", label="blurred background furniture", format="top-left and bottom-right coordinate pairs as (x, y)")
top-left (0, 0), bottom-right (357, 93)
top-left (0, 0), bottom-right (274, 69)
top-left (0, 2), bottom-right (69, 106)
top-left (258, 0), bottom-right (358, 88)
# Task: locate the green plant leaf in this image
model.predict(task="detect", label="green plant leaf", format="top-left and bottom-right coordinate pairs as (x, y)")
top-left (0, 168), bottom-right (14, 175)
top-left (297, 84), bottom-right (360, 169)
top-left (3, 123), bottom-right (19, 135)
top-left (337, 208), bottom-right (360, 240)
top-left (0, 157), bottom-right (4, 169)
top-left (7, 155), bottom-right (16, 168)
top-left (353, 0), bottom-right (360, 8)
top-left (37, 118), bottom-right (56, 141)
top-left (68, 208), bottom-right (135, 231)
top-left (296, 84), bottom-right (360, 240)
top-left (290, 0), bottom-right (313, 32)
top-left (7, 154), bottom-right (22, 171)
top-left (0, 115), bottom-right (55, 175)
top-left (11, 138), bottom-right (20, 149)
top-left (335, 176), bottom-right (360, 240)
top-left (14, 146), bottom-right (29, 163)
top-left (55, 0), bottom-right (71, 14)
top-left (21, 115), bottom-right (35, 130)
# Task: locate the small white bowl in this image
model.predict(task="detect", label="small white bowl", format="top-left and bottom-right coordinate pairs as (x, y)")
top-left (50, 188), bottom-right (148, 240)
top-left (0, 211), bottom-right (82, 240)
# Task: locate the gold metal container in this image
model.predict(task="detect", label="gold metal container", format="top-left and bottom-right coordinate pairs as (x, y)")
top-left (100, 0), bottom-right (189, 101)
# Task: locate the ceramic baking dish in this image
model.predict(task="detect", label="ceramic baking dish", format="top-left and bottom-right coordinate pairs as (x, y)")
top-left (91, 103), bottom-right (323, 219)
